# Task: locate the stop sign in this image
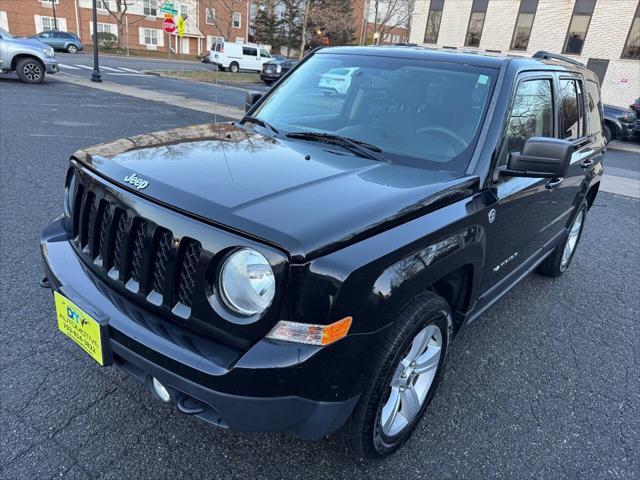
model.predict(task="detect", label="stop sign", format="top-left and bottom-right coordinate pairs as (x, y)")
top-left (162, 18), bottom-right (176, 33)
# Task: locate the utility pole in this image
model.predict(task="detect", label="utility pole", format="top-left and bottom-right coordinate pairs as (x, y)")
top-left (91, 0), bottom-right (102, 82)
top-left (51, 0), bottom-right (59, 30)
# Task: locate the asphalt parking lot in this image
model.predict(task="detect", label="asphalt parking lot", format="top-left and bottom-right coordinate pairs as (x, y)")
top-left (0, 77), bottom-right (639, 480)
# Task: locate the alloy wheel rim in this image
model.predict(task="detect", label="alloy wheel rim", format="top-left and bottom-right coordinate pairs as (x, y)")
top-left (380, 324), bottom-right (442, 437)
top-left (24, 63), bottom-right (42, 81)
top-left (69, 46), bottom-right (77, 53)
top-left (561, 210), bottom-right (584, 270)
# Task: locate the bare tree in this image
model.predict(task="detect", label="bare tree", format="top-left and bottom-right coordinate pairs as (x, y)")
top-left (368, 0), bottom-right (414, 43)
top-left (101, 0), bottom-right (137, 50)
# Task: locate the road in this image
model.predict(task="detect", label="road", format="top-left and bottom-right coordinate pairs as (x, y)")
top-left (54, 52), bottom-right (268, 110)
top-left (0, 77), bottom-right (639, 480)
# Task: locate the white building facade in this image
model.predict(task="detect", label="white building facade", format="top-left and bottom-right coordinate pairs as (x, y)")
top-left (409, 0), bottom-right (640, 107)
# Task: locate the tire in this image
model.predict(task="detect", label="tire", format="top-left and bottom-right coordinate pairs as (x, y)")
top-left (229, 62), bottom-right (239, 73)
top-left (16, 58), bottom-right (45, 84)
top-left (67, 44), bottom-right (78, 54)
top-left (536, 203), bottom-right (587, 278)
top-left (603, 123), bottom-right (613, 144)
top-left (342, 292), bottom-right (451, 458)
top-left (218, 66), bottom-right (226, 72)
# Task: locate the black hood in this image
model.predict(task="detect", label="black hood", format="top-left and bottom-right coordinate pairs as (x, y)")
top-left (73, 123), bottom-right (478, 262)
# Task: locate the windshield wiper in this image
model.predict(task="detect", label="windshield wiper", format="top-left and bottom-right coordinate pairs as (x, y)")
top-left (241, 116), bottom-right (279, 137)
top-left (286, 132), bottom-right (384, 162)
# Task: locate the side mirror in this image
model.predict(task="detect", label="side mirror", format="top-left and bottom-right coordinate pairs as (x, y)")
top-left (245, 91), bottom-right (263, 112)
top-left (502, 137), bottom-right (573, 178)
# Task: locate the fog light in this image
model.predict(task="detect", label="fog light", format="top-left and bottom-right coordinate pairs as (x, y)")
top-left (152, 377), bottom-right (171, 402)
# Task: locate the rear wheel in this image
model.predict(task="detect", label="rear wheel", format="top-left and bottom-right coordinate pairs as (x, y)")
top-left (229, 62), bottom-right (239, 73)
top-left (66, 44), bottom-right (78, 54)
top-left (16, 58), bottom-right (45, 84)
top-left (343, 292), bottom-right (450, 458)
top-left (537, 204), bottom-right (586, 277)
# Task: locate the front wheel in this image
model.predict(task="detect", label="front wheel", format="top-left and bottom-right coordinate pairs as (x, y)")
top-left (537, 204), bottom-right (586, 277)
top-left (67, 44), bottom-right (78, 54)
top-left (16, 58), bottom-right (45, 84)
top-left (342, 292), bottom-right (451, 458)
top-left (603, 124), bottom-right (613, 144)
top-left (229, 62), bottom-right (239, 73)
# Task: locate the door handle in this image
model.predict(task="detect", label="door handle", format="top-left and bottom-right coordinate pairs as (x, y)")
top-left (580, 158), bottom-right (594, 168)
top-left (545, 178), bottom-right (563, 189)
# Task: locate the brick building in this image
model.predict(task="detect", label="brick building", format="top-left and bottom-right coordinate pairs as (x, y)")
top-left (409, 0), bottom-right (640, 107)
top-left (0, 0), bottom-right (250, 56)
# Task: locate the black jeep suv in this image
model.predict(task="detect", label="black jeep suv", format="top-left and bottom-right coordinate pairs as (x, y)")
top-left (41, 47), bottom-right (604, 458)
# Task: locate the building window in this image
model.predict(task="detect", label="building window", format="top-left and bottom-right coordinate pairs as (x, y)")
top-left (206, 7), bottom-right (216, 25)
top-left (558, 78), bottom-right (586, 140)
top-left (143, 0), bottom-right (157, 17)
top-left (144, 28), bottom-right (158, 45)
top-left (96, 0), bottom-right (110, 9)
top-left (180, 4), bottom-right (188, 19)
top-left (510, 0), bottom-right (538, 50)
top-left (232, 12), bottom-right (241, 29)
top-left (465, 0), bottom-right (488, 47)
top-left (392, 34), bottom-right (400, 43)
top-left (586, 58), bottom-right (609, 84)
top-left (40, 0), bottom-right (60, 4)
top-left (562, 0), bottom-right (597, 55)
top-left (423, 0), bottom-right (444, 44)
top-left (97, 23), bottom-right (116, 36)
top-left (41, 16), bottom-right (57, 31)
top-left (622, 1), bottom-right (640, 59)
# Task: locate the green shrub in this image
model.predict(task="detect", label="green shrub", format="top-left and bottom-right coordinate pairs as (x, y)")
top-left (93, 31), bottom-right (118, 49)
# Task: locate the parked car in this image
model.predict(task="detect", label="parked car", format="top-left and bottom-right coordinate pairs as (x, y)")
top-left (603, 104), bottom-right (637, 142)
top-left (0, 27), bottom-right (58, 83)
top-left (208, 41), bottom-right (272, 73)
top-left (630, 97), bottom-right (640, 134)
top-left (31, 30), bottom-right (84, 54)
top-left (318, 67), bottom-right (358, 94)
top-left (41, 46), bottom-right (603, 459)
top-left (260, 58), bottom-right (299, 85)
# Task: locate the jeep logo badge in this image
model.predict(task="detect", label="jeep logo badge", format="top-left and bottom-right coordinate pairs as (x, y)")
top-left (124, 173), bottom-right (149, 190)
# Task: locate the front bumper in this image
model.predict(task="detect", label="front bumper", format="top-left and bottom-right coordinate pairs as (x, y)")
top-left (260, 73), bottom-right (281, 83)
top-left (41, 217), bottom-right (363, 439)
top-left (45, 60), bottom-right (59, 74)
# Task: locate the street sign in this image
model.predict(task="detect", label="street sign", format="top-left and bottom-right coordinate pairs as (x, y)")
top-left (160, 3), bottom-right (178, 15)
top-left (177, 16), bottom-right (185, 38)
top-left (162, 18), bottom-right (176, 34)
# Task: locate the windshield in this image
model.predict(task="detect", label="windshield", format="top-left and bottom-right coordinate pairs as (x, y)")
top-left (251, 53), bottom-right (496, 174)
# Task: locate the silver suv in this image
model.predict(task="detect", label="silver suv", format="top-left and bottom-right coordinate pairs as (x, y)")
top-left (0, 28), bottom-right (59, 83)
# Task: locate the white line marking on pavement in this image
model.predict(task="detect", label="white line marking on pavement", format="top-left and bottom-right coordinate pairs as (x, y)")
top-left (104, 73), bottom-right (146, 76)
top-left (100, 66), bottom-right (123, 72)
top-left (59, 64), bottom-right (81, 70)
top-left (118, 67), bottom-right (142, 73)
top-left (74, 64), bottom-right (94, 70)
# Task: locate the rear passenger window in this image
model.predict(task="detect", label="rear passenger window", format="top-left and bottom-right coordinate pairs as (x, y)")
top-left (243, 47), bottom-right (258, 56)
top-left (558, 78), bottom-right (585, 140)
top-left (501, 78), bottom-right (553, 163)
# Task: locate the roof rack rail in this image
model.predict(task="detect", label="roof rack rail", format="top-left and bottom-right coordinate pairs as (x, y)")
top-left (532, 51), bottom-right (585, 67)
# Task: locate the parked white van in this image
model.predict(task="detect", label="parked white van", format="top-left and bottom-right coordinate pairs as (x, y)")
top-left (209, 42), bottom-right (272, 73)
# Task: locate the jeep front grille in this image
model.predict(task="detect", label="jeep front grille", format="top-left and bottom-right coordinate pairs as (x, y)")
top-left (72, 182), bottom-right (203, 317)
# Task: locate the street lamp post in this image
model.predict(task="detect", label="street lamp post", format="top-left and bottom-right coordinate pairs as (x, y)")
top-left (51, 0), bottom-right (58, 30)
top-left (91, 0), bottom-right (102, 82)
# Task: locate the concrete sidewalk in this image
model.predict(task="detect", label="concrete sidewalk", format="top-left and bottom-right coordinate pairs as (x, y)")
top-left (54, 73), bottom-right (243, 120)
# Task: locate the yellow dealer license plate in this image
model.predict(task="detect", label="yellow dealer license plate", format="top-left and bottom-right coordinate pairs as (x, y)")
top-left (55, 291), bottom-right (109, 366)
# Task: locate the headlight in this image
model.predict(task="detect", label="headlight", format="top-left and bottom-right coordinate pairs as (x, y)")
top-left (620, 113), bottom-right (634, 122)
top-left (43, 48), bottom-right (54, 58)
top-left (218, 248), bottom-right (275, 316)
top-left (276, 64), bottom-right (282, 73)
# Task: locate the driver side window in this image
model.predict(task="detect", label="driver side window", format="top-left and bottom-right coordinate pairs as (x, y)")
top-left (499, 78), bottom-right (553, 166)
